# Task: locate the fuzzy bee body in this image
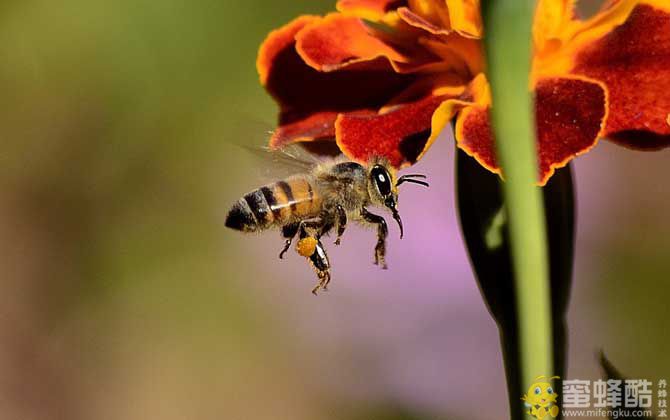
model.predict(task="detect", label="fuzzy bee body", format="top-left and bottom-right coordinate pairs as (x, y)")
top-left (225, 156), bottom-right (428, 294)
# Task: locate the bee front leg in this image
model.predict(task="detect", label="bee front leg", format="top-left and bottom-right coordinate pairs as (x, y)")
top-left (279, 222), bottom-right (299, 259)
top-left (333, 205), bottom-right (347, 245)
top-left (360, 207), bottom-right (388, 269)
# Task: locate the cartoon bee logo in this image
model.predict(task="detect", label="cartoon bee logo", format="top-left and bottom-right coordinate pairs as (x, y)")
top-left (522, 376), bottom-right (560, 419)
top-left (225, 147), bottom-right (428, 294)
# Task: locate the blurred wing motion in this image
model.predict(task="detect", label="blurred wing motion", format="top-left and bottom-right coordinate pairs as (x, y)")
top-left (226, 116), bottom-right (341, 180)
top-left (239, 143), bottom-right (321, 177)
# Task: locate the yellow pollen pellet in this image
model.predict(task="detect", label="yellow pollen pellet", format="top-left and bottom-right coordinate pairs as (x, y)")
top-left (296, 237), bottom-right (317, 257)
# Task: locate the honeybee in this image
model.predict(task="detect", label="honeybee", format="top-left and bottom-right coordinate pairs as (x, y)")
top-left (225, 149), bottom-right (428, 294)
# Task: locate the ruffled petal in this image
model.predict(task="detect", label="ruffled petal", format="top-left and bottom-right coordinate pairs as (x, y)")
top-left (336, 74), bottom-right (484, 166)
top-left (397, 6), bottom-right (451, 34)
top-left (415, 73), bottom-right (489, 162)
top-left (399, 0), bottom-right (482, 38)
top-left (455, 76), bottom-right (607, 184)
top-left (573, 3), bottom-right (670, 149)
top-left (257, 15), bottom-right (319, 86)
top-left (269, 112), bottom-right (338, 148)
top-left (335, 95), bottom-right (447, 166)
top-left (419, 33), bottom-right (484, 77)
top-left (336, 0), bottom-right (407, 21)
top-left (532, 0), bottom-right (639, 84)
top-left (533, 0), bottom-right (577, 49)
top-left (257, 16), bottom-right (416, 147)
top-left (295, 14), bottom-right (410, 71)
top-left (534, 76), bottom-right (607, 183)
top-left (456, 105), bottom-right (497, 173)
top-left (445, 0), bottom-right (482, 38)
top-left (452, 74), bottom-right (497, 174)
top-left (407, 0), bottom-right (452, 30)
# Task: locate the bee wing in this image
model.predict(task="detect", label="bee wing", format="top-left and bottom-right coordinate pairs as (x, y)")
top-left (240, 143), bottom-right (320, 173)
top-left (225, 117), bottom-right (342, 181)
top-left (236, 142), bottom-right (339, 184)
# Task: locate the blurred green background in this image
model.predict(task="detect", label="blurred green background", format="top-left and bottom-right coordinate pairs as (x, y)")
top-left (0, 1), bottom-right (668, 419)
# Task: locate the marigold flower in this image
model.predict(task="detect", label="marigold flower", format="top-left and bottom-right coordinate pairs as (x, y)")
top-left (257, 0), bottom-right (670, 184)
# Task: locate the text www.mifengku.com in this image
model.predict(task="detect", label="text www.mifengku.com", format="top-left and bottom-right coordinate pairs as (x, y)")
top-left (562, 407), bottom-right (653, 418)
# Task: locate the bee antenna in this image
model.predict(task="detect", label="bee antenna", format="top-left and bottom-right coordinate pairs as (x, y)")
top-left (397, 176), bottom-right (429, 188)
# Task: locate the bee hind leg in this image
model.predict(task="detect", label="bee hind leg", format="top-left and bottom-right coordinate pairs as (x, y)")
top-left (360, 207), bottom-right (388, 269)
top-left (294, 216), bottom-right (334, 294)
top-left (309, 239), bottom-right (331, 295)
top-left (279, 223), bottom-right (299, 259)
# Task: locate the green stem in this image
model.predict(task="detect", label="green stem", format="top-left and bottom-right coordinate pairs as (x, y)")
top-left (482, 0), bottom-right (554, 410)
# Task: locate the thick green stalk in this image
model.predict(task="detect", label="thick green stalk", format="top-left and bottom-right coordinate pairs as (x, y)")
top-left (482, 0), bottom-right (554, 409)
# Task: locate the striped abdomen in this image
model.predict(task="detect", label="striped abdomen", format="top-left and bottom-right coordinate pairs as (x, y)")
top-left (225, 177), bottom-right (321, 232)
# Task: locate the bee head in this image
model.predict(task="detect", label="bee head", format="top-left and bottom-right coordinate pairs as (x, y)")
top-left (368, 160), bottom-right (412, 239)
top-left (367, 160), bottom-right (428, 239)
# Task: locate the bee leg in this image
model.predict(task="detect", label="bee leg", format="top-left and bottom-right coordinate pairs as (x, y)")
top-left (298, 217), bottom-right (322, 236)
top-left (360, 207), bottom-right (388, 269)
top-left (295, 217), bottom-right (333, 294)
top-left (309, 239), bottom-right (331, 295)
top-left (333, 205), bottom-right (347, 245)
top-left (279, 223), bottom-right (299, 259)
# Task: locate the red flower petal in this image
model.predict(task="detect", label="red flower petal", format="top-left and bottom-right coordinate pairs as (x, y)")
top-left (456, 77), bottom-right (607, 184)
top-left (336, 95), bottom-right (446, 166)
top-left (535, 77), bottom-right (607, 183)
top-left (574, 3), bottom-right (670, 150)
top-left (455, 105), bottom-right (497, 174)
top-left (269, 112), bottom-right (339, 148)
top-left (257, 16), bottom-right (416, 147)
top-left (296, 14), bottom-right (409, 71)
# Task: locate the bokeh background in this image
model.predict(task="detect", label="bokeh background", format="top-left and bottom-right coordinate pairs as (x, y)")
top-left (1, 0), bottom-right (668, 419)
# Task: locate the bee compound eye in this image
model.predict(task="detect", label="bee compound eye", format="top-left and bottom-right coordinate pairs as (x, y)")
top-left (371, 166), bottom-right (391, 196)
top-left (535, 387), bottom-right (542, 395)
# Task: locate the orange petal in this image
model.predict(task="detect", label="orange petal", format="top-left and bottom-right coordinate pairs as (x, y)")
top-left (336, 0), bottom-right (406, 21)
top-left (533, 0), bottom-right (577, 49)
top-left (445, 0), bottom-right (482, 38)
top-left (296, 14), bottom-right (409, 72)
top-left (419, 33), bottom-right (484, 77)
top-left (336, 95), bottom-right (447, 167)
top-left (257, 15), bottom-right (319, 86)
top-left (397, 6), bottom-right (451, 35)
top-left (532, 0), bottom-right (638, 83)
top-left (380, 72), bottom-right (467, 112)
top-left (456, 76), bottom-right (607, 184)
top-left (418, 73), bottom-right (490, 163)
top-left (404, 0), bottom-right (482, 38)
top-left (407, 0), bottom-right (452, 30)
top-left (573, 3), bottom-right (670, 150)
